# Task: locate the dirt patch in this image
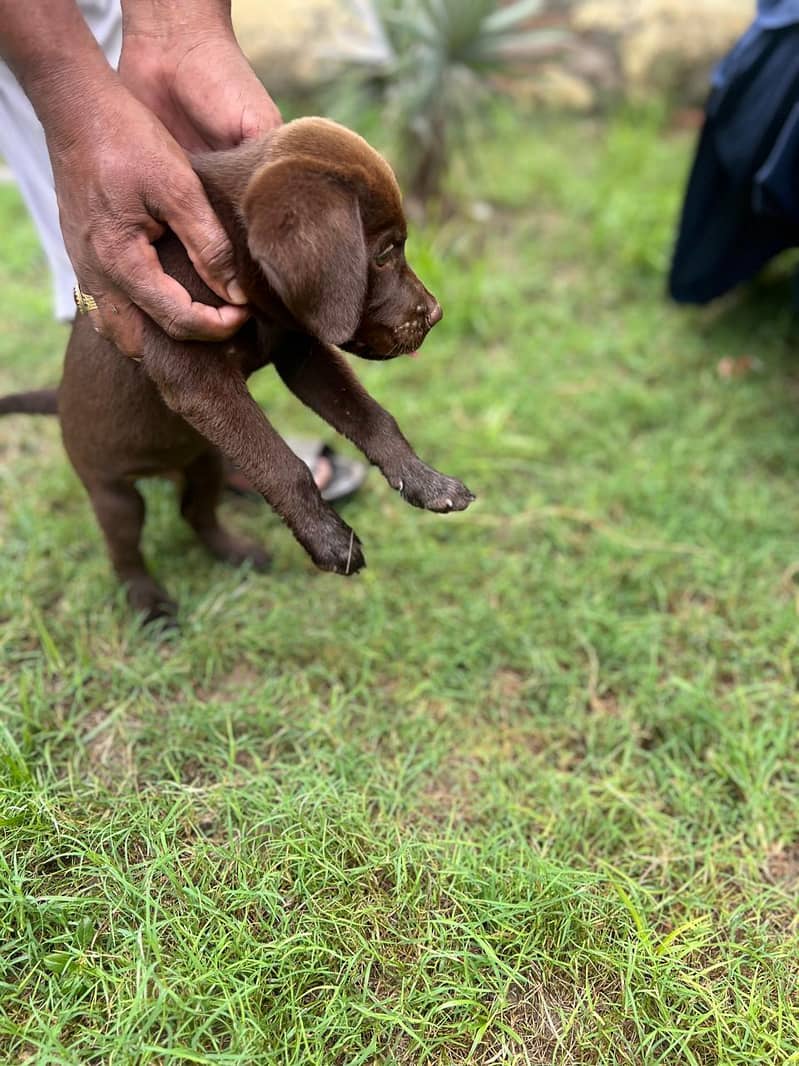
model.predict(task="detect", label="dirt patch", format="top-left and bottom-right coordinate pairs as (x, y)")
top-left (762, 842), bottom-right (799, 889)
top-left (197, 661), bottom-right (265, 703)
top-left (382, 975), bottom-right (627, 1065)
top-left (490, 668), bottom-right (529, 705)
top-left (415, 758), bottom-right (483, 827)
top-left (81, 707), bottom-right (141, 788)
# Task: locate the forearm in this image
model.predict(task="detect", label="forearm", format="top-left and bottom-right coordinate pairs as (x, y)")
top-left (0, 0), bottom-right (116, 137)
top-left (273, 343), bottom-right (412, 470)
top-left (0, 0), bottom-right (262, 349)
top-left (121, 0), bottom-right (234, 39)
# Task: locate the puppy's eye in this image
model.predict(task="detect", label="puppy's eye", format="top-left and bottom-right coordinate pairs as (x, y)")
top-left (374, 244), bottom-right (395, 266)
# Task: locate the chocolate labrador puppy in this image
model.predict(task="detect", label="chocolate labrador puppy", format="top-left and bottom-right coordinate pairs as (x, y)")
top-left (0, 118), bottom-right (474, 622)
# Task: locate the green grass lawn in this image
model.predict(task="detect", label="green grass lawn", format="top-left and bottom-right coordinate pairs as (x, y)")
top-left (2, 106), bottom-right (799, 1064)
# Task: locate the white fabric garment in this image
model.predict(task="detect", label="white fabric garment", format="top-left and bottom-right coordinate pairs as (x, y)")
top-left (0, 0), bottom-right (122, 320)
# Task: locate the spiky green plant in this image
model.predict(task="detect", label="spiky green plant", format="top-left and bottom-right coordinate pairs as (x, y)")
top-left (375, 0), bottom-right (567, 204)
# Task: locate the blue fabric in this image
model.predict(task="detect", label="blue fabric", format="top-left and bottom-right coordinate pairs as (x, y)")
top-left (757, 0), bottom-right (799, 27)
top-left (713, 1), bottom-right (799, 87)
top-left (670, 7), bottom-right (799, 303)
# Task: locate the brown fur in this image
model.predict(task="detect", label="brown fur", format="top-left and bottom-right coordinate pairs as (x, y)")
top-left (2, 118), bottom-right (474, 623)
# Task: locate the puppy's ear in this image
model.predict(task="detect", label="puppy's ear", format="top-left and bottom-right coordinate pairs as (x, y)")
top-left (243, 158), bottom-right (367, 346)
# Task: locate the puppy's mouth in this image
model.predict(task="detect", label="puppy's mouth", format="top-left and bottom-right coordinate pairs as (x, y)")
top-left (344, 343), bottom-right (418, 362)
top-left (343, 324), bottom-right (429, 361)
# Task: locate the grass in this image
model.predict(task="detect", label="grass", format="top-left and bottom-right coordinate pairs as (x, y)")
top-left (2, 104), bottom-right (799, 1064)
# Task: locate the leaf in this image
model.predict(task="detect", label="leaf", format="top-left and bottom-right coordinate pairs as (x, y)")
top-left (654, 915), bottom-right (713, 959)
top-left (42, 951), bottom-right (75, 975)
top-left (481, 29), bottom-right (569, 59)
top-left (484, 0), bottom-right (546, 33)
top-left (355, 0), bottom-right (573, 200)
top-left (74, 916), bottom-right (95, 950)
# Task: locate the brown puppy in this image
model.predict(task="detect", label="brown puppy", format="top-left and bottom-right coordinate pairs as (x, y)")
top-left (0, 118), bottom-right (474, 622)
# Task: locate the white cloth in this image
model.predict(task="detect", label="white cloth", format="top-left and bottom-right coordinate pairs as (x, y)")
top-left (0, 0), bottom-right (122, 320)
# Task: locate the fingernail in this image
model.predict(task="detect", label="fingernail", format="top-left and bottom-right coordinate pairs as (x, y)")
top-left (227, 281), bottom-right (248, 305)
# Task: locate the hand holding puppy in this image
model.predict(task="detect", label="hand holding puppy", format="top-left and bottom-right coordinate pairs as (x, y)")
top-left (0, 0), bottom-right (281, 354)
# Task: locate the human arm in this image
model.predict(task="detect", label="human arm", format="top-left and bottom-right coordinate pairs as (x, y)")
top-left (0, 0), bottom-right (262, 353)
top-left (118, 0), bottom-right (282, 150)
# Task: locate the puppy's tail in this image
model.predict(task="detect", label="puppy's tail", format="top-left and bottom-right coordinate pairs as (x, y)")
top-left (0, 388), bottom-right (58, 416)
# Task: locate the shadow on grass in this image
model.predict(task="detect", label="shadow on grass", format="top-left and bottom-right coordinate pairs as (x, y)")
top-left (692, 257), bottom-right (799, 372)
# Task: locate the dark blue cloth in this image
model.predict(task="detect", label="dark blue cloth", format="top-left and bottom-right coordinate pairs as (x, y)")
top-left (669, 2), bottom-right (799, 303)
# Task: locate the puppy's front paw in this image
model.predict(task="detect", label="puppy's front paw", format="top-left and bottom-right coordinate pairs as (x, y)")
top-left (306, 510), bottom-right (366, 576)
top-left (389, 463), bottom-right (475, 514)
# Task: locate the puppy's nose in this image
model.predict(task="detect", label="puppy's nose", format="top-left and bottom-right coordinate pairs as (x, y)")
top-left (427, 301), bottom-right (443, 327)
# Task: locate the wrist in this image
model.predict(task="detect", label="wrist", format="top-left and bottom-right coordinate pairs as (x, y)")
top-left (26, 56), bottom-right (123, 156)
top-left (121, 0), bottom-right (233, 43)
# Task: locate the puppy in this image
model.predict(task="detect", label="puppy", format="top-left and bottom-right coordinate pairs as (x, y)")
top-left (0, 118), bottom-right (474, 622)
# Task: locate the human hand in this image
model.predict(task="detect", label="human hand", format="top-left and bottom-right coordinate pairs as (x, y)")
top-left (1, 1), bottom-right (269, 354)
top-left (118, 30), bottom-right (282, 151)
top-left (48, 72), bottom-right (251, 355)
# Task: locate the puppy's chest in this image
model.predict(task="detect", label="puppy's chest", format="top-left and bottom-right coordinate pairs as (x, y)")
top-left (225, 322), bottom-right (272, 379)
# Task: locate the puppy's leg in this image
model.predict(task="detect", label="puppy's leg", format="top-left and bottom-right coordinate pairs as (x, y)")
top-left (181, 450), bottom-right (270, 570)
top-left (86, 478), bottom-right (177, 623)
top-left (142, 339), bottom-right (365, 575)
top-left (274, 341), bottom-right (475, 513)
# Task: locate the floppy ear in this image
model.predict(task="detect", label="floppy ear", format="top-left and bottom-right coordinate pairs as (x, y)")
top-left (243, 158), bottom-right (368, 346)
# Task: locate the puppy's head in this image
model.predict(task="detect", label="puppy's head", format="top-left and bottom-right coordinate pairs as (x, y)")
top-left (242, 118), bottom-right (441, 358)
